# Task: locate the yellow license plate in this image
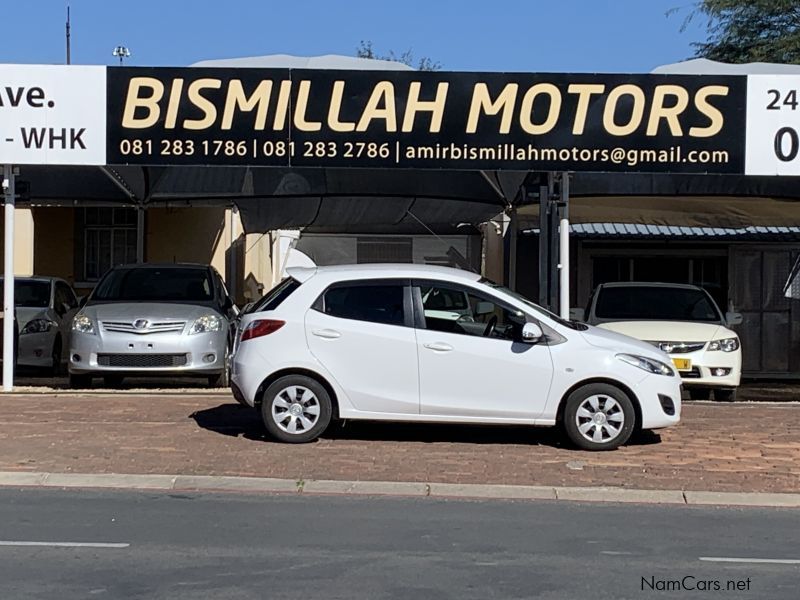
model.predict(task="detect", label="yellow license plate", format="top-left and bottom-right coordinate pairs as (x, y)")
top-left (672, 358), bottom-right (692, 371)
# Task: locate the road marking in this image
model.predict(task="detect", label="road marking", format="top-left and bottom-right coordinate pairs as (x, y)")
top-left (0, 541), bottom-right (129, 549)
top-left (600, 551), bottom-right (634, 555)
top-left (699, 557), bottom-right (800, 565)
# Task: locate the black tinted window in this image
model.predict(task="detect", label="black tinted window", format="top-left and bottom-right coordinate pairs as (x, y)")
top-left (4, 280), bottom-right (50, 308)
top-left (322, 283), bottom-right (405, 326)
top-left (93, 267), bottom-right (213, 302)
top-left (595, 286), bottom-right (721, 322)
top-left (252, 278), bottom-right (300, 313)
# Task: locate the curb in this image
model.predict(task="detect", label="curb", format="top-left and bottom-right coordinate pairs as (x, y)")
top-left (0, 471), bottom-right (798, 507)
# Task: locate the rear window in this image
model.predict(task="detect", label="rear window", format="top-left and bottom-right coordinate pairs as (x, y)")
top-left (318, 283), bottom-right (405, 326)
top-left (251, 278), bottom-right (300, 313)
top-left (595, 286), bottom-right (722, 322)
top-left (92, 267), bottom-right (213, 302)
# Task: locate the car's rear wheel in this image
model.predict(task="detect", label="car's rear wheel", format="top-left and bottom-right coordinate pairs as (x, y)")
top-left (714, 388), bottom-right (737, 402)
top-left (261, 375), bottom-right (332, 443)
top-left (563, 383), bottom-right (635, 451)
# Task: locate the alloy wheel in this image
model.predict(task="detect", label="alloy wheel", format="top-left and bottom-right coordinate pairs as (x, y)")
top-left (574, 394), bottom-right (625, 443)
top-left (271, 385), bottom-right (321, 434)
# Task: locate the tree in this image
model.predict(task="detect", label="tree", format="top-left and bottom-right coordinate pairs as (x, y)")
top-left (678, 0), bottom-right (800, 64)
top-left (356, 40), bottom-right (441, 71)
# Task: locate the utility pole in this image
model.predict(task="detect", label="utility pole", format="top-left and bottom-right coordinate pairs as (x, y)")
top-left (65, 4), bottom-right (71, 64)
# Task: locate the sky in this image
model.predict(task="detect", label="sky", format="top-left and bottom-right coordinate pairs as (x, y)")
top-left (0, 0), bottom-right (708, 72)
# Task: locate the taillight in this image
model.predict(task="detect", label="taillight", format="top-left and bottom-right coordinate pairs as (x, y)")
top-left (240, 319), bottom-right (285, 341)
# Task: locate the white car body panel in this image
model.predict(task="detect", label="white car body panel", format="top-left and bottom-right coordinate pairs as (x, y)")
top-left (231, 264), bottom-right (681, 437)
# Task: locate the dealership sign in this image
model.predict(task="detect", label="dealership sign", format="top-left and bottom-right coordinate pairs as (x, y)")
top-left (0, 63), bottom-right (797, 174)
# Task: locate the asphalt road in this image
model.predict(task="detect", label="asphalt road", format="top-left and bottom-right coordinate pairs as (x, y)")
top-left (0, 489), bottom-right (797, 599)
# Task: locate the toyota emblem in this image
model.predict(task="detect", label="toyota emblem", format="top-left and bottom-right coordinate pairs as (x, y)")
top-left (133, 319), bottom-right (149, 330)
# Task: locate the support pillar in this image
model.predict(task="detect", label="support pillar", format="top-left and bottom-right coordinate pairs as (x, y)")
top-left (3, 165), bottom-right (15, 392)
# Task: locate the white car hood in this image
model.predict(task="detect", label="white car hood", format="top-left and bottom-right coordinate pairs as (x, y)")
top-left (597, 320), bottom-right (725, 343)
top-left (579, 324), bottom-right (670, 360)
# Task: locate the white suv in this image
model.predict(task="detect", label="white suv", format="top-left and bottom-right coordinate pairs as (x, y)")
top-left (231, 262), bottom-right (681, 450)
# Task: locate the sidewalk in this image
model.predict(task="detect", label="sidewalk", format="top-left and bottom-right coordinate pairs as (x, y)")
top-left (0, 391), bottom-right (798, 494)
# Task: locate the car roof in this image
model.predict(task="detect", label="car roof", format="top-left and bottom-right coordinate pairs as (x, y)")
top-left (0, 275), bottom-right (60, 283)
top-left (291, 263), bottom-right (482, 284)
top-left (598, 281), bottom-right (704, 291)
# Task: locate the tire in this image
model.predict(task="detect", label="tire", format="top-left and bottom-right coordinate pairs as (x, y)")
top-left (49, 337), bottom-right (63, 376)
top-left (563, 383), bottom-right (635, 451)
top-left (103, 375), bottom-right (124, 387)
top-left (714, 388), bottom-right (737, 402)
top-left (688, 388), bottom-right (711, 400)
top-left (261, 375), bottom-right (332, 443)
top-left (68, 373), bottom-right (92, 389)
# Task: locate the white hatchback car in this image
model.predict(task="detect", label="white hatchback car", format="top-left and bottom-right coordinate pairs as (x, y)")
top-left (231, 263), bottom-right (681, 450)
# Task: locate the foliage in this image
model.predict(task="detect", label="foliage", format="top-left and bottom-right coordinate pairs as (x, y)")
top-left (674, 0), bottom-right (800, 63)
top-left (356, 40), bottom-right (442, 71)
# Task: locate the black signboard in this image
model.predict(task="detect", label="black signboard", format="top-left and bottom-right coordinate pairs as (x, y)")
top-left (106, 67), bottom-right (747, 172)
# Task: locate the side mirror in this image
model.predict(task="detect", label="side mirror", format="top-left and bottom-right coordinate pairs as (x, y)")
top-left (475, 301), bottom-right (494, 316)
top-left (569, 308), bottom-right (585, 321)
top-left (726, 311), bottom-right (743, 326)
top-left (78, 296), bottom-right (87, 308)
top-left (521, 322), bottom-right (544, 343)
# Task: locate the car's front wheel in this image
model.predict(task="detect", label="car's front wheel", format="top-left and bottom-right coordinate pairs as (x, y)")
top-left (261, 375), bottom-right (332, 443)
top-left (563, 383), bottom-right (635, 451)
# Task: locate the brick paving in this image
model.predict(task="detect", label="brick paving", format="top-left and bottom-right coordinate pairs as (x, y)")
top-left (0, 390), bottom-right (798, 493)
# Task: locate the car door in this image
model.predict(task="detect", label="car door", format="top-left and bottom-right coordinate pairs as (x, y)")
top-left (304, 279), bottom-right (419, 415)
top-left (413, 279), bottom-right (554, 420)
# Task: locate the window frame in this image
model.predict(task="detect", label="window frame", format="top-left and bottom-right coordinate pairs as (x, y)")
top-left (79, 207), bottom-right (138, 283)
top-left (411, 278), bottom-right (532, 342)
top-left (312, 278), bottom-right (414, 328)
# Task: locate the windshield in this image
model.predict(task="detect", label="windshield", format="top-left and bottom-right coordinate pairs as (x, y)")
top-left (595, 286), bottom-right (722, 322)
top-left (478, 278), bottom-right (587, 330)
top-left (92, 267), bottom-right (214, 303)
top-left (0, 279), bottom-right (51, 308)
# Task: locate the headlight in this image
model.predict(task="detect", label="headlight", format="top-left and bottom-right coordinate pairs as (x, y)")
top-left (708, 337), bottom-right (740, 352)
top-left (21, 318), bottom-right (54, 335)
top-left (71, 314), bottom-right (95, 335)
top-left (617, 353), bottom-right (675, 376)
top-left (190, 314), bottom-right (222, 334)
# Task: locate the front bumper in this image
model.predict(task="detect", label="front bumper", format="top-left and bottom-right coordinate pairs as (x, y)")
top-left (17, 330), bottom-right (57, 368)
top-left (667, 347), bottom-right (741, 388)
top-left (69, 328), bottom-right (227, 376)
top-left (633, 372), bottom-right (683, 430)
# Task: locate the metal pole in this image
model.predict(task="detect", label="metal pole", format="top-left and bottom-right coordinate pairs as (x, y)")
top-left (136, 205), bottom-right (144, 263)
top-left (559, 172), bottom-right (570, 320)
top-left (508, 206), bottom-right (518, 292)
top-left (537, 179), bottom-right (549, 307)
top-left (3, 165), bottom-right (15, 391)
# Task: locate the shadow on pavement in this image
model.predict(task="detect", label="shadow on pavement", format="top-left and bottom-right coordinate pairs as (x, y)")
top-left (191, 403), bottom-right (662, 448)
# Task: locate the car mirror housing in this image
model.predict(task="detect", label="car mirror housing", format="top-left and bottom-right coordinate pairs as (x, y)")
top-left (726, 311), bottom-right (743, 326)
top-left (521, 322), bottom-right (544, 343)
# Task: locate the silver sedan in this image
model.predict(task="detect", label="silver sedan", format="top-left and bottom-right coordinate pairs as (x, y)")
top-left (68, 264), bottom-right (236, 388)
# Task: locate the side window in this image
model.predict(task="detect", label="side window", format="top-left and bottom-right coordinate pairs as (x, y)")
top-left (54, 283), bottom-right (74, 310)
top-left (253, 278), bottom-right (300, 313)
top-left (319, 282), bottom-right (406, 326)
top-left (418, 282), bottom-right (526, 341)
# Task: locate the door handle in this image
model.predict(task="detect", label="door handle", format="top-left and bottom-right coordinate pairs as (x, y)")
top-left (312, 328), bottom-right (341, 339)
top-left (423, 342), bottom-right (453, 352)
